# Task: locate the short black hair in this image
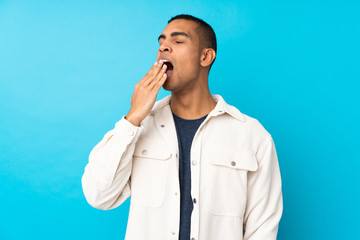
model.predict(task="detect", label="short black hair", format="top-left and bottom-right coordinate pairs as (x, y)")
top-left (168, 14), bottom-right (217, 70)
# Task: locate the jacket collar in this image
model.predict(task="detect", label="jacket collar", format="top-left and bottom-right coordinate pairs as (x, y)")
top-left (150, 94), bottom-right (245, 122)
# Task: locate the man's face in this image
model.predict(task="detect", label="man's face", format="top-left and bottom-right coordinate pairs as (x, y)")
top-left (157, 19), bottom-right (201, 92)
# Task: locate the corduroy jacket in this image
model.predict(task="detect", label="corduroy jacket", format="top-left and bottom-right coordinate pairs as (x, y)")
top-left (81, 94), bottom-right (283, 240)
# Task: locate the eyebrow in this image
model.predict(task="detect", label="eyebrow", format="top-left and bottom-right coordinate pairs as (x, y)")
top-left (158, 31), bottom-right (191, 42)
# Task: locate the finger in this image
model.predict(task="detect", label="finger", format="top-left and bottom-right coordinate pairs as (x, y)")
top-left (137, 61), bottom-right (159, 86)
top-left (146, 60), bottom-right (164, 79)
top-left (148, 64), bottom-right (167, 89)
top-left (152, 72), bottom-right (167, 92)
top-left (148, 61), bottom-right (161, 76)
top-left (149, 63), bottom-right (167, 89)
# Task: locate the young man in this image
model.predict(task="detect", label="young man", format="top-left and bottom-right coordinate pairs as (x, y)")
top-left (81, 14), bottom-right (283, 240)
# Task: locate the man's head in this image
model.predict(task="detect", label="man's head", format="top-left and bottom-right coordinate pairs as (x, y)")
top-left (168, 14), bottom-right (217, 69)
top-left (157, 14), bottom-right (217, 92)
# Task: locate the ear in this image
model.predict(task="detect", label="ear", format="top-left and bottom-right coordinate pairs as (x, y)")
top-left (200, 48), bottom-right (216, 68)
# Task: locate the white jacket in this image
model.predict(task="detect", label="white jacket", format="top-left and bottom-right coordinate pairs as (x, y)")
top-left (81, 94), bottom-right (283, 240)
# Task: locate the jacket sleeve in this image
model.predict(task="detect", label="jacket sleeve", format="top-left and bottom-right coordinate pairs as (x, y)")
top-left (81, 116), bottom-right (144, 210)
top-left (243, 135), bottom-right (283, 240)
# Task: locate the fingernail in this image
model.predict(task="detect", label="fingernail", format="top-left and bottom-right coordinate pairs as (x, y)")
top-left (154, 61), bottom-right (158, 66)
top-left (163, 73), bottom-right (167, 77)
top-left (162, 64), bottom-right (167, 69)
top-left (159, 59), bottom-right (163, 64)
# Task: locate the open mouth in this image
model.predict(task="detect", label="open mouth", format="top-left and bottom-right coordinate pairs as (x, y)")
top-left (163, 61), bottom-right (174, 78)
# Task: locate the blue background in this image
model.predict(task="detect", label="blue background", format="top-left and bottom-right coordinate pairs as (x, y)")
top-left (1, 0), bottom-right (359, 239)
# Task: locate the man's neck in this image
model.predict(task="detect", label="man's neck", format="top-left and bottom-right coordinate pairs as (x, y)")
top-left (169, 89), bottom-right (217, 120)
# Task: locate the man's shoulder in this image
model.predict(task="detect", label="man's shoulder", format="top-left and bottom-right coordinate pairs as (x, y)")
top-left (223, 99), bottom-right (272, 140)
top-left (146, 94), bottom-right (272, 139)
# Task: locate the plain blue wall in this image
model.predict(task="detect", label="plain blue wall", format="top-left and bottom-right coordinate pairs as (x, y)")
top-left (1, 0), bottom-right (359, 239)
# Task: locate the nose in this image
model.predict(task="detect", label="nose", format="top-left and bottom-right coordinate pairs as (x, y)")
top-left (158, 41), bottom-right (172, 53)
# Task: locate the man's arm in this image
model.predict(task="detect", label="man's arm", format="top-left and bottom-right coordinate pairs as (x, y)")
top-left (243, 136), bottom-right (283, 240)
top-left (81, 60), bottom-right (168, 210)
top-left (81, 117), bottom-right (143, 210)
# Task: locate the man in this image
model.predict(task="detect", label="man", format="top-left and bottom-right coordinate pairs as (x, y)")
top-left (81, 14), bottom-right (283, 240)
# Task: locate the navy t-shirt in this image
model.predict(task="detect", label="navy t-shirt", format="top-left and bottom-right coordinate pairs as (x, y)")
top-left (172, 112), bottom-right (208, 240)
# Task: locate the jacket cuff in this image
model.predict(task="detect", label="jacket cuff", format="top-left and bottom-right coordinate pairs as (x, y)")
top-left (113, 116), bottom-right (144, 143)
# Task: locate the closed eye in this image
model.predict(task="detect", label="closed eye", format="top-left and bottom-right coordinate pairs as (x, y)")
top-left (176, 41), bottom-right (183, 44)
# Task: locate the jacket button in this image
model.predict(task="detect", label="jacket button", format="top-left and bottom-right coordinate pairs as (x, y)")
top-left (128, 130), bottom-right (134, 136)
top-left (142, 150), bottom-right (148, 155)
top-left (192, 160), bottom-right (197, 166)
top-left (193, 198), bottom-right (197, 204)
top-left (191, 238), bottom-right (196, 240)
top-left (231, 161), bottom-right (236, 166)
top-left (161, 124), bottom-right (165, 128)
top-left (171, 231), bottom-right (176, 235)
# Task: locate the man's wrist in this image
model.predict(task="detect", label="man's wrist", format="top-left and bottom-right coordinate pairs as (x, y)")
top-left (124, 114), bottom-right (141, 127)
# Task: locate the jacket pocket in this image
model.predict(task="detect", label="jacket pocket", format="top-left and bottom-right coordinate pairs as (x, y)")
top-left (130, 138), bottom-right (172, 208)
top-left (206, 147), bottom-right (258, 217)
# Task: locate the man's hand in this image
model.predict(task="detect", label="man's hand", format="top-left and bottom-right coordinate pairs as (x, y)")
top-left (125, 60), bottom-right (168, 126)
